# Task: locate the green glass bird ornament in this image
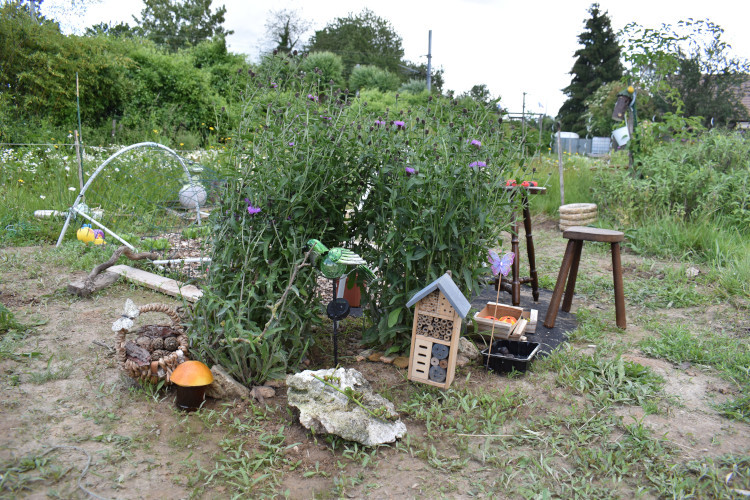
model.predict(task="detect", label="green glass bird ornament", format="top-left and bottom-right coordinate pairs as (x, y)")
top-left (306, 239), bottom-right (377, 282)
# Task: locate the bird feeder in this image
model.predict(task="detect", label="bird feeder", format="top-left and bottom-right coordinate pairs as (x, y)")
top-left (170, 360), bottom-right (214, 411)
top-left (612, 93), bottom-right (632, 122)
top-left (405, 273), bottom-right (471, 389)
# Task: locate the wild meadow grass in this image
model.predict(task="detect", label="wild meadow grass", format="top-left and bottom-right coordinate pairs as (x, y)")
top-left (0, 146), bottom-right (220, 247)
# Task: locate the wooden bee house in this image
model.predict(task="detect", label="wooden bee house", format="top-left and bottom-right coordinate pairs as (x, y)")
top-left (406, 273), bottom-right (471, 389)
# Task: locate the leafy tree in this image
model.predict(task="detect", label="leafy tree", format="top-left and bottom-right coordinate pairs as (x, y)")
top-left (133, 0), bottom-right (232, 52)
top-left (559, 3), bottom-right (623, 135)
top-left (307, 9), bottom-right (404, 80)
top-left (464, 84), bottom-right (492, 104)
top-left (349, 65), bottom-right (399, 92)
top-left (398, 78), bottom-right (427, 95)
top-left (0, 2), bottom-right (129, 128)
top-left (622, 19), bottom-right (749, 128)
top-left (85, 21), bottom-right (137, 38)
top-left (264, 8), bottom-right (310, 54)
top-left (300, 51), bottom-right (344, 89)
top-left (399, 60), bottom-right (444, 92)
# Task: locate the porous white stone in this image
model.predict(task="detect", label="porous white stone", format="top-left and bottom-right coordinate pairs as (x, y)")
top-left (287, 367), bottom-right (406, 446)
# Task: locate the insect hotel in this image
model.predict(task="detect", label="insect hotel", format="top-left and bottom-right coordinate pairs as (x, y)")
top-left (406, 273), bottom-right (471, 389)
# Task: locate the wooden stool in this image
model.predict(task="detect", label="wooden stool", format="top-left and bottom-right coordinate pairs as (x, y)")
top-left (496, 185), bottom-right (547, 306)
top-left (543, 226), bottom-right (626, 329)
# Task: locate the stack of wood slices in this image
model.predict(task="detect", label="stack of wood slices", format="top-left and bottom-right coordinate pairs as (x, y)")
top-left (558, 203), bottom-right (597, 231)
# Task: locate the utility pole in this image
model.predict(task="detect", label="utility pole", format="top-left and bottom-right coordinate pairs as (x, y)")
top-left (521, 92), bottom-right (527, 137)
top-left (426, 30), bottom-right (432, 92)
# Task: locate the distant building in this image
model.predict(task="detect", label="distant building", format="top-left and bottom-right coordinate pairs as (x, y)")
top-left (737, 80), bottom-right (750, 129)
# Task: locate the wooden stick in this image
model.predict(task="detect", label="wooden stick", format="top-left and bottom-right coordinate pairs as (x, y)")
top-left (485, 285), bottom-right (502, 368)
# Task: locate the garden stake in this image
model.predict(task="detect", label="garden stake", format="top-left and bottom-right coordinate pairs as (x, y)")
top-left (306, 238), bottom-right (377, 367)
top-left (487, 251), bottom-right (514, 368)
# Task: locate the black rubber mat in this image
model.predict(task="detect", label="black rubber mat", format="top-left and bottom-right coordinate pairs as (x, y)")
top-left (470, 282), bottom-right (576, 357)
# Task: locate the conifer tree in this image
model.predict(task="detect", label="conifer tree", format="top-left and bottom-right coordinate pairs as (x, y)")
top-left (558, 3), bottom-right (623, 135)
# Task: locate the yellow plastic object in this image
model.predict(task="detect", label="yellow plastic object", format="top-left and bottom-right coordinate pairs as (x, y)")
top-left (76, 227), bottom-right (95, 244)
top-left (93, 237), bottom-right (106, 245)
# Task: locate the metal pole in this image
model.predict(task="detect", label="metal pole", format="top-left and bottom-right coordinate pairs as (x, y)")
top-left (538, 113), bottom-right (544, 157)
top-left (76, 73), bottom-right (83, 152)
top-left (75, 130), bottom-right (84, 193)
top-left (426, 30), bottom-right (432, 92)
top-left (557, 122), bottom-right (565, 206)
top-left (522, 92), bottom-right (526, 137)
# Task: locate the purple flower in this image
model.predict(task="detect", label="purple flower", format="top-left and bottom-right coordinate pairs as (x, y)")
top-left (270, 82), bottom-right (278, 88)
top-left (307, 94), bottom-right (318, 102)
top-left (244, 198), bottom-right (261, 215)
top-left (374, 120), bottom-right (385, 126)
top-left (394, 120), bottom-right (405, 129)
top-left (468, 139), bottom-right (481, 148)
top-left (288, 142), bottom-right (295, 146)
top-left (469, 161), bottom-right (487, 168)
top-left (405, 166), bottom-right (416, 175)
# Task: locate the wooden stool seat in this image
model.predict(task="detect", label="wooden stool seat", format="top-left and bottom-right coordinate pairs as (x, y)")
top-left (562, 226), bottom-right (624, 243)
top-left (544, 226), bottom-right (626, 329)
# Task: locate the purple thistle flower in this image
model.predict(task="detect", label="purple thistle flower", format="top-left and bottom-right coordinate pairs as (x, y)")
top-left (374, 120), bottom-right (384, 126)
top-left (468, 139), bottom-right (481, 148)
top-left (469, 161), bottom-right (487, 168)
top-left (405, 166), bottom-right (416, 175)
top-left (288, 142), bottom-right (295, 146)
top-left (244, 198), bottom-right (261, 215)
top-left (307, 94), bottom-right (318, 102)
top-left (270, 82), bottom-right (278, 88)
top-left (394, 120), bottom-right (405, 129)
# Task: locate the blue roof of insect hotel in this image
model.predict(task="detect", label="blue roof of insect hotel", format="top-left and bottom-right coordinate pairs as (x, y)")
top-left (405, 273), bottom-right (471, 320)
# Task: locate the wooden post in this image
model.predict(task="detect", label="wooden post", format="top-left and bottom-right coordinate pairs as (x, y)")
top-left (74, 130), bottom-right (84, 192)
top-left (626, 111), bottom-right (635, 170)
top-left (557, 122), bottom-right (564, 206)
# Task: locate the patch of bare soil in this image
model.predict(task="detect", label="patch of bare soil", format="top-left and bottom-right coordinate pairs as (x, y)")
top-left (1, 224), bottom-right (749, 498)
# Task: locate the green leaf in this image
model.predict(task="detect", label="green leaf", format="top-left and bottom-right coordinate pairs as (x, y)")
top-left (387, 308), bottom-right (402, 328)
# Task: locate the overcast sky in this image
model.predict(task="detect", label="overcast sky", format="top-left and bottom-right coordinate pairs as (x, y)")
top-left (46, 0), bottom-right (750, 116)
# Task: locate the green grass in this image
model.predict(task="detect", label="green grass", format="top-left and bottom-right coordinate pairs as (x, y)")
top-left (640, 323), bottom-right (750, 422)
top-left (527, 153), bottom-right (603, 216)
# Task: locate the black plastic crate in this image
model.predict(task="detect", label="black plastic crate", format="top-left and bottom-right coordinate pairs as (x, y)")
top-left (481, 339), bottom-right (540, 373)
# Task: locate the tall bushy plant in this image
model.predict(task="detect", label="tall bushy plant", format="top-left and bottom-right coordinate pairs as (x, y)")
top-left (349, 65), bottom-right (400, 92)
top-left (190, 66), bottom-right (520, 384)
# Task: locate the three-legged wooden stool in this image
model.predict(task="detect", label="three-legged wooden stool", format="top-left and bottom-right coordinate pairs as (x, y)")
top-left (543, 226), bottom-right (626, 329)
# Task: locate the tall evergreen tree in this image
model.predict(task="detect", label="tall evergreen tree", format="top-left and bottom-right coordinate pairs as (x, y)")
top-left (558, 3), bottom-right (622, 135)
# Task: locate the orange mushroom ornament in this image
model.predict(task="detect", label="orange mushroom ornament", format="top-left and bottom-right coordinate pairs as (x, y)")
top-left (170, 360), bottom-right (213, 411)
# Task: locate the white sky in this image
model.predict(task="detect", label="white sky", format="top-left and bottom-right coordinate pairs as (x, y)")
top-left (48, 0), bottom-right (750, 116)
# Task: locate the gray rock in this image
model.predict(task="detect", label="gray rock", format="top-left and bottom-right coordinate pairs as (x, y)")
top-left (205, 365), bottom-right (251, 400)
top-left (456, 336), bottom-right (481, 367)
top-left (287, 368), bottom-right (407, 446)
top-left (250, 385), bottom-right (276, 403)
top-left (458, 336), bottom-right (480, 359)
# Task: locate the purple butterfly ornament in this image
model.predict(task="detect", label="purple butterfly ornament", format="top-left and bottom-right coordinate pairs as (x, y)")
top-left (488, 250), bottom-right (514, 277)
